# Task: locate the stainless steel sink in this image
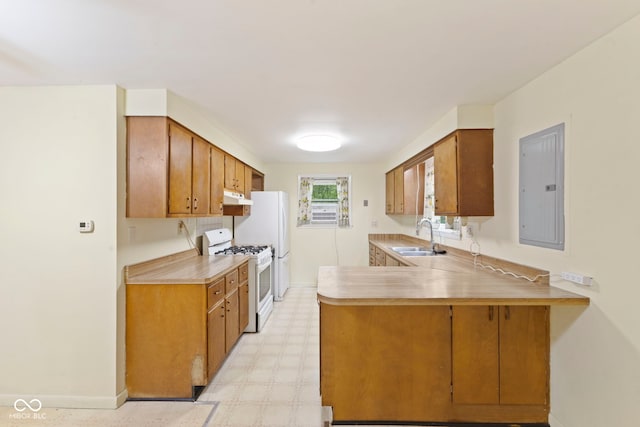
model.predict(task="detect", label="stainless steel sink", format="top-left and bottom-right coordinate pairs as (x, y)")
top-left (390, 246), bottom-right (437, 257)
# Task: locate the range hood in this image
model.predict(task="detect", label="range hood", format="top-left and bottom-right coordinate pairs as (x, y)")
top-left (223, 190), bottom-right (253, 206)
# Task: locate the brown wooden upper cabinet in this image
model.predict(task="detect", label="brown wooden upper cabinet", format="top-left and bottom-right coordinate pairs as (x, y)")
top-left (403, 162), bottom-right (425, 216)
top-left (434, 129), bottom-right (494, 216)
top-left (385, 166), bottom-right (407, 214)
top-left (224, 155), bottom-right (246, 193)
top-left (385, 171), bottom-right (395, 214)
top-left (210, 146), bottom-right (225, 216)
top-left (385, 128), bottom-right (493, 217)
top-left (126, 116), bottom-right (262, 218)
top-left (384, 163), bottom-right (425, 216)
top-left (167, 123), bottom-right (211, 215)
top-left (223, 165), bottom-right (263, 216)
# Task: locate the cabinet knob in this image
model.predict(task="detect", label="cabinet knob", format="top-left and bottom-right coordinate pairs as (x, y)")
top-left (186, 196), bottom-right (191, 209)
top-left (214, 290), bottom-right (221, 295)
top-left (193, 197), bottom-right (199, 210)
top-left (488, 306), bottom-right (494, 321)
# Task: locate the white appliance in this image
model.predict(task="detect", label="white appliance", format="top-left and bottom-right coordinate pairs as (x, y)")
top-left (202, 228), bottom-right (273, 332)
top-left (234, 191), bottom-right (290, 301)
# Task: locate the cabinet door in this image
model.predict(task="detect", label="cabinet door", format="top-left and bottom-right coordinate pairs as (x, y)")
top-left (210, 146), bottom-right (225, 215)
top-left (434, 134), bottom-right (458, 215)
top-left (192, 136), bottom-right (211, 215)
top-left (243, 165), bottom-right (252, 215)
top-left (452, 306), bottom-right (500, 404)
top-left (393, 166), bottom-right (404, 213)
top-left (239, 282), bottom-right (249, 333)
top-left (385, 171), bottom-right (394, 214)
top-left (403, 163), bottom-right (425, 216)
top-left (499, 306), bottom-right (549, 405)
top-left (384, 255), bottom-right (400, 267)
top-left (235, 161), bottom-right (245, 193)
top-left (207, 300), bottom-right (226, 381)
top-left (374, 247), bottom-right (385, 266)
top-left (224, 154), bottom-right (236, 190)
top-left (168, 124), bottom-right (193, 214)
top-left (126, 117), bottom-right (169, 218)
top-left (225, 287), bottom-right (240, 353)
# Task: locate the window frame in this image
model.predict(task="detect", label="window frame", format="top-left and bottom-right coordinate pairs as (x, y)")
top-left (297, 175), bottom-right (352, 228)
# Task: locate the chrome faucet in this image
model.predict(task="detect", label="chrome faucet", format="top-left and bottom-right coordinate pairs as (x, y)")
top-left (416, 218), bottom-right (435, 252)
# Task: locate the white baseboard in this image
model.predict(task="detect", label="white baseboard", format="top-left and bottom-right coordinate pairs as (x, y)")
top-left (288, 283), bottom-right (318, 288)
top-left (549, 413), bottom-right (566, 427)
top-left (1, 389), bottom-right (128, 409)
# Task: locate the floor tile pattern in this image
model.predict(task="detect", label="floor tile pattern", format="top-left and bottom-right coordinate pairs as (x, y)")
top-left (201, 287), bottom-right (324, 427)
top-left (1, 287), bottom-right (419, 426)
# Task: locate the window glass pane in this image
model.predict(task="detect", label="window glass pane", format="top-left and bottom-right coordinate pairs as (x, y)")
top-left (312, 184), bottom-right (337, 200)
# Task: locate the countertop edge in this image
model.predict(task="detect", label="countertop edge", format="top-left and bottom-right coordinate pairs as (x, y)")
top-left (125, 251), bottom-right (250, 285)
top-left (317, 293), bottom-right (590, 306)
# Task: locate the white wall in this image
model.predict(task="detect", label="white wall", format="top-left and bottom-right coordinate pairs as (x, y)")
top-left (491, 16), bottom-right (640, 427)
top-left (0, 86), bottom-right (121, 408)
top-left (265, 162), bottom-right (402, 286)
top-left (0, 85), bottom-right (246, 409)
top-left (388, 15), bottom-right (640, 427)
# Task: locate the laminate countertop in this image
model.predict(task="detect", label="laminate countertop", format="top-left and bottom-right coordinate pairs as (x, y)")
top-left (317, 235), bottom-right (590, 306)
top-left (125, 248), bottom-right (249, 285)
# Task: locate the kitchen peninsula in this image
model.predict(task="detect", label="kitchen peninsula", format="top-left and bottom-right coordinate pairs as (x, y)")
top-left (318, 236), bottom-right (589, 425)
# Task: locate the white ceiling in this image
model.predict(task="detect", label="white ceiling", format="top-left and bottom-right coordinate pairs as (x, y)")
top-left (2, 1), bottom-right (640, 163)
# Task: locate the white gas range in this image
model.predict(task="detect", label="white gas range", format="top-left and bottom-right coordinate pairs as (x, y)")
top-left (203, 228), bottom-right (273, 332)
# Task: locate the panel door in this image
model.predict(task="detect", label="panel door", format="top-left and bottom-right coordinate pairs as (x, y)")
top-left (191, 136), bottom-right (211, 215)
top-left (385, 171), bottom-right (394, 214)
top-left (168, 124), bottom-right (193, 214)
top-left (452, 306), bottom-right (500, 404)
top-left (434, 134), bottom-right (458, 215)
top-left (403, 163), bottom-right (425, 216)
top-left (235, 161), bottom-right (245, 193)
top-left (393, 166), bottom-right (404, 213)
top-left (242, 165), bottom-right (252, 215)
top-left (224, 287), bottom-right (240, 353)
top-left (210, 146), bottom-right (225, 215)
top-left (239, 282), bottom-right (249, 333)
top-left (499, 306), bottom-right (549, 405)
top-left (207, 300), bottom-right (226, 381)
top-left (224, 154), bottom-right (236, 190)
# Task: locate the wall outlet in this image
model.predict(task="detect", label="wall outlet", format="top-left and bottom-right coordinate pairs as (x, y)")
top-left (562, 271), bottom-right (593, 286)
top-left (465, 225), bottom-right (473, 238)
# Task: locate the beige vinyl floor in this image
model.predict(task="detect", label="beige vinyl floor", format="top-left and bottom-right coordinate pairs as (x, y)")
top-left (1, 288), bottom-right (326, 427)
top-left (1, 287), bottom-right (416, 427)
top-left (201, 286), bottom-right (325, 426)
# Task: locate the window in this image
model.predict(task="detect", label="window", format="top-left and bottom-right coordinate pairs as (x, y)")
top-left (297, 176), bottom-right (351, 227)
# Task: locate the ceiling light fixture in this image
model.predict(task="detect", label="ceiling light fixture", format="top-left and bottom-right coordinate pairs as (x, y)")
top-left (295, 134), bottom-right (341, 152)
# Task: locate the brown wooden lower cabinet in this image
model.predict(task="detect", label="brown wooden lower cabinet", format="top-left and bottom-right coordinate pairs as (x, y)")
top-left (239, 282), bottom-right (249, 333)
top-left (224, 287), bottom-right (240, 353)
top-left (126, 261), bottom-right (249, 399)
top-left (207, 299), bottom-right (226, 382)
top-left (320, 302), bottom-right (550, 424)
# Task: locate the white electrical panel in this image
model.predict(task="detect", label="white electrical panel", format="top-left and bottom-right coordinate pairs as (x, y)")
top-left (519, 123), bottom-right (565, 250)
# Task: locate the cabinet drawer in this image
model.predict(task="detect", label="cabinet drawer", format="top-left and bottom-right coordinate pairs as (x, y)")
top-left (207, 278), bottom-right (225, 309)
top-left (225, 270), bottom-right (239, 294)
top-left (239, 262), bottom-right (249, 285)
